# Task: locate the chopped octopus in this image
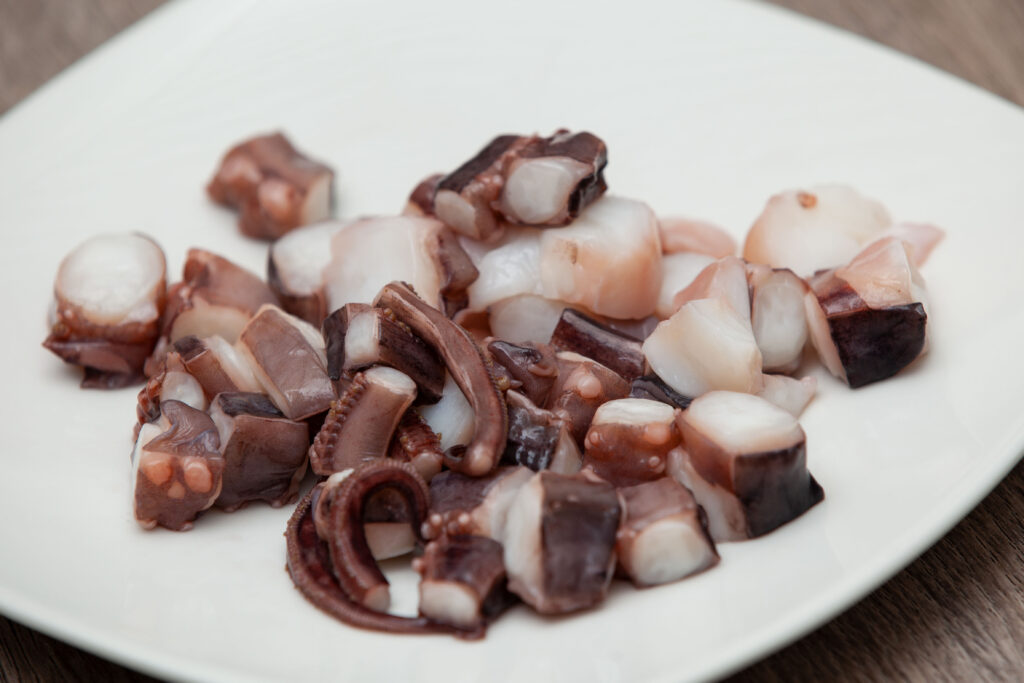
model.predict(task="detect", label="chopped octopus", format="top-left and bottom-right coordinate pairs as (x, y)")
top-left (581, 398), bottom-right (681, 487)
top-left (267, 219), bottom-right (349, 325)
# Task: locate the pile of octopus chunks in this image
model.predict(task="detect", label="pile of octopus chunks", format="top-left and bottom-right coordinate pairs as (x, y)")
top-left (44, 130), bottom-right (943, 639)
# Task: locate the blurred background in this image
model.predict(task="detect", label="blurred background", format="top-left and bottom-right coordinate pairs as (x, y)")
top-left (1, 1), bottom-right (1022, 682)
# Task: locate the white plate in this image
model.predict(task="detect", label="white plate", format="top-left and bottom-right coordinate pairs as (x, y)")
top-left (2, 0), bottom-right (1023, 681)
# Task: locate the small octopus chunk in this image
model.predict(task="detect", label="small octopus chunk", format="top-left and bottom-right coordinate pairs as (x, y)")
top-left (488, 295), bottom-right (567, 346)
top-left (172, 335), bottom-right (262, 399)
top-left (131, 400), bottom-right (224, 531)
top-left (657, 216), bottom-right (737, 258)
top-left (747, 263), bottom-right (809, 374)
top-left (426, 467), bottom-right (535, 541)
top-left (207, 132), bottom-right (333, 240)
top-left (267, 219), bottom-right (349, 324)
top-left (670, 391), bottom-right (823, 541)
top-left (544, 351), bottom-right (630, 447)
top-left (581, 398), bottom-right (680, 486)
top-left (44, 233), bottom-right (167, 387)
top-left (503, 391), bottom-right (582, 474)
top-left (502, 471), bottom-right (621, 614)
top-left (549, 308), bottom-right (645, 381)
top-left (616, 478), bottom-right (719, 587)
top-left (656, 252), bottom-right (714, 319)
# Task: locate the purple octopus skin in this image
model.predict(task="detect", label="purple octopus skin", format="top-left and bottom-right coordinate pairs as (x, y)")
top-left (549, 308), bottom-right (645, 381)
top-left (132, 400), bottom-right (224, 531)
top-left (425, 467), bottom-right (534, 541)
top-left (629, 374), bottom-right (693, 410)
top-left (616, 478), bottom-right (719, 587)
top-left (207, 132), bottom-right (333, 240)
top-left (671, 391), bottom-right (824, 541)
top-left (325, 305), bottom-right (445, 404)
top-left (496, 130), bottom-right (608, 227)
top-left (172, 335), bottom-right (261, 400)
top-left (428, 224), bottom-right (480, 319)
top-left (415, 534), bottom-right (516, 634)
top-left (389, 410), bottom-right (445, 482)
top-left (308, 366), bottom-right (418, 476)
top-left (208, 392), bottom-right (309, 511)
top-left (503, 471), bottom-right (621, 614)
top-left (374, 282), bottom-right (508, 477)
top-left (502, 390), bottom-right (581, 474)
top-left (285, 466), bottom-right (460, 637)
top-left (238, 305), bottom-right (335, 421)
top-left (403, 173), bottom-right (444, 217)
top-left (486, 340), bottom-right (559, 407)
top-left (544, 351), bottom-right (630, 447)
top-left (44, 233), bottom-right (167, 388)
top-left (581, 398), bottom-right (681, 487)
top-left (808, 270), bottom-right (926, 389)
top-left (133, 352), bottom-right (207, 439)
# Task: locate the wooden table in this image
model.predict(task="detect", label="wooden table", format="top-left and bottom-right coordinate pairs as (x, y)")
top-left (2, 1), bottom-right (1022, 680)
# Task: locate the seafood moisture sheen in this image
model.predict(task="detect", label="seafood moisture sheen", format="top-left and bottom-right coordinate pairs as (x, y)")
top-left (43, 127), bottom-right (945, 639)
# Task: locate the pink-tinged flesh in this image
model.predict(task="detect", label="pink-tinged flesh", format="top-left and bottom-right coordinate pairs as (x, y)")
top-left (657, 216), bottom-right (737, 258)
top-left (643, 297), bottom-right (764, 398)
top-left (539, 196), bottom-right (662, 319)
top-left (835, 237), bottom-right (930, 313)
top-left (758, 374), bottom-right (817, 417)
top-left (747, 265), bottom-right (808, 374)
top-left (743, 185), bottom-right (892, 276)
top-left (803, 289), bottom-right (847, 381)
top-left (488, 295), bottom-right (566, 345)
top-left (657, 252), bottom-right (714, 319)
top-left (672, 256), bottom-right (750, 321)
top-left (324, 216), bottom-right (444, 311)
top-left (463, 227), bottom-right (543, 311)
top-left (55, 233), bottom-right (166, 328)
top-left (877, 222), bottom-right (945, 267)
top-left (365, 523), bottom-right (416, 560)
top-left (417, 372), bottom-right (474, 452)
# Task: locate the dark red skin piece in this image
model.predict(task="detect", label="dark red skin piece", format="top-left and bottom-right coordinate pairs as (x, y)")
top-left (550, 308), bottom-right (645, 381)
top-left (502, 391), bottom-right (567, 472)
top-left (437, 135), bottom-right (523, 195)
top-left (487, 340), bottom-right (559, 407)
top-left (629, 374), bottom-right (693, 410)
top-left (428, 225), bottom-right (479, 319)
top-left (43, 337), bottom-right (152, 388)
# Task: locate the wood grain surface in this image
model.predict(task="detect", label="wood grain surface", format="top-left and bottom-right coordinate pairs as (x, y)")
top-left (1, 1), bottom-right (1022, 681)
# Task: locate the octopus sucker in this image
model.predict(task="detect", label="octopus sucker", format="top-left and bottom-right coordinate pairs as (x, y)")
top-left (207, 132), bottom-right (334, 240)
top-left (131, 400), bottom-right (224, 531)
top-left (503, 390), bottom-right (581, 474)
top-left (208, 392), bottom-right (309, 511)
top-left (581, 398), bottom-right (680, 487)
top-left (549, 308), bottom-right (645, 381)
top-left (308, 366), bottom-right (418, 476)
top-left (426, 467), bottom-right (535, 541)
top-left (502, 471), bottom-right (621, 614)
top-left (43, 233), bottom-right (167, 387)
top-left (267, 220), bottom-right (350, 325)
top-left (616, 478), bottom-right (719, 587)
top-left (545, 351), bottom-right (630, 447)
top-left (670, 391), bottom-right (823, 541)
top-left (374, 282), bottom-right (507, 477)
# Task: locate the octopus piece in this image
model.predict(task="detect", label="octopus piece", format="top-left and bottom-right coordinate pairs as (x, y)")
top-left (286, 461), bottom-right (459, 635)
top-left (462, 227), bottom-right (543, 312)
top-left (549, 308), bottom-right (645, 381)
top-left (629, 374), bottom-right (693, 410)
top-left (581, 398), bottom-right (681, 486)
top-left (323, 305), bottom-right (444, 403)
top-left (416, 535), bottom-right (515, 634)
top-left (267, 219), bottom-right (349, 324)
top-left (742, 185), bottom-right (891, 276)
top-left (417, 371), bottom-right (475, 453)
top-left (375, 282), bottom-right (508, 477)
top-left (433, 134), bottom-right (533, 241)
top-left (149, 249), bottom-right (278, 375)
top-left (426, 467), bottom-right (535, 541)
top-left (309, 366), bottom-right (418, 476)
top-left (313, 470), bottom-right (416, 561)
top-left (389, 410), bottom-right (445, 482)
top-left (488, 295), bottom-right (567, 345)
top-left (207, 132), bottom-right (334, 240)
top-left (403, 173), bottom-right (444, 217)
top-left (643, 297), bottom-right (764, 398)
top-left (238, 305), bottom-right (335, 420)
top-left (495, 130), bottom-right (608, 227)
top-left (503, 391), bottom-right (582, 474)
top-left (671, 255), bottom-right (750, 322)
top-left (502, 471), bottom-right (621, 614)
top-left (539, 196), bottom-right (662, 319)
top-left (656, 252), bottom-right (714, 319)
top-left (208, 392), bottom-right (309, 511)
top-left (747, 263), bottom-right (809, 374)
top-left (487, 340), bottom-right (559, 406)
top-left (805, 237), bottom-right (929, 388)
top-left (757, 374), bottom-right (817, 418)
top-left (323, 216), bottom-right (478, 317)
top-left (133, 353), bottom-right (207, 438)
top-left (657, 216), bottom-right (737, 258)
top-left (670, 391), bottom-right (823, 541)
top-left (172, 335), bottom-right (262, 399)
top-left (616, 478), bottom-right (719, 587)
top-left (877, 222), bottom-right (945, 267)
top-left (131, 400), bottom-right (224, 531)
top-left (545, 351), bottom-right (630, 447)
top-left (43, 233), bottom-right (167, 387)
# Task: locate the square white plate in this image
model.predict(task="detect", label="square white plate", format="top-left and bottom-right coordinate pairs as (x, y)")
top-left (1, 0), bottom-right (1023, 681)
